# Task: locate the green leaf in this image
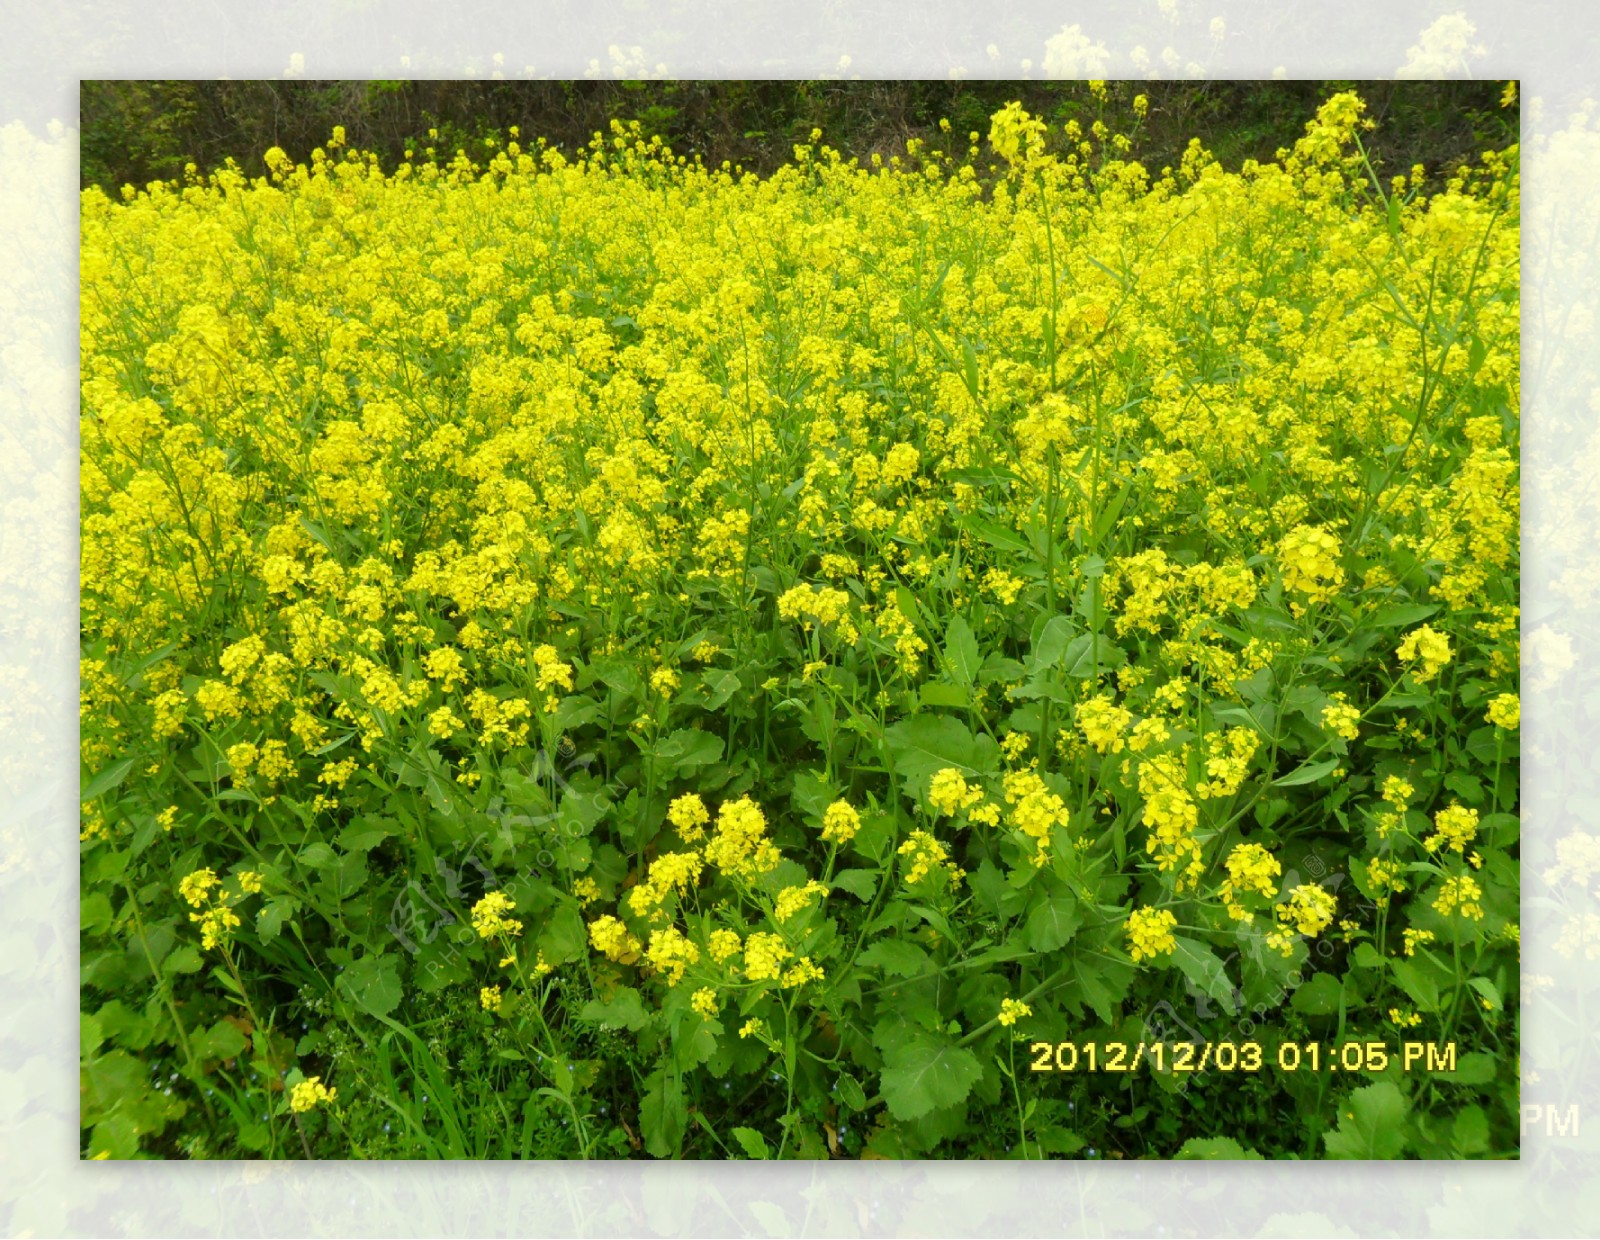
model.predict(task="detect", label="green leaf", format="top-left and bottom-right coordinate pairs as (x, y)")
top-left (919, 682), bottom-right (970, 709)
top-left (943, 615), bottom-right (980, 687)
top-left (538, 903), bottom-right (588, 965)
top-left (1024, 890), bottom-right (1081, 952)
top-left (1170, 937), bottom-right (1237, 1015)
top-left (1175, 1136), bottom-right (1263, 1160)
top-left (829, 870), bottom-right (876, 901)
top-left (836, 1071), bottom-right (867, 1112)
top-left (857, 939), bottom-right (932, 978)
top-left (1011, 673), bottom-right (1073, 704)
top-left (640, 1068), bottom-right (687, 1158)
top-left (731, 1126), bottom-right (770, 1159)
top-left (1214, 701), bottom-right (1278, 741)
top-left (1273, 757), bottom-right (1339, 788)
top-left (162, 945), bottom-right (203, 976)
top-left (1058, 633), bottom-right (1126, 679)
top-left (1324, 1081), bottom-right (1409, 1159)
top-left (878, 1031), bottom-right (982, 1121)
top-left (790, 769), bottom-right (834, 820)
top-left (1389, 957), bottom-right (1441, 1012)
top-left (1290, 972), bottom-right (1344, 1017)
top-left (579, 986), bottom-right (650, 1032)
top-left (1452, 1105), bottom-right (1490, 1156)
top-left (962, 517), bottom-right (1033, 558)
top-left (192, 1019), bottom-right (248, 1062)
top-left (337, 819), bottom-right (393, 852)
top-left (256, 896), bottom-right (299, 944)
top-left (893, 585), bottom-right (930, 634)
top-left (336, 952), bottom-right (404, 1017)
top-left (1092, 475), bottom-right (1135, 545)
top-left (82, 756), bottom-right (136, 803)
top-left (81, 891), bottom-right (115, 936)
top-left (298, 842), bottom-right (338, 870)
top-left (1368, 603), bottom-right (1438, 629)
top-left (884, 715), bottom-right (998, 796)
top-left (1030, 615), bottom-right (1075, 671)
top-left (550, 694), bottom-right (599, 732)
top-left (1439, 1051), bottom-right (1496, 1085)
top-left (960, 338), bottom-right (980, 402)
top-left (699, 670), bottom-right (741, 711)
top-left (649, 728), bottom-right (723, 777)
top-left (1467, 977), bottom-right (1502, 1013)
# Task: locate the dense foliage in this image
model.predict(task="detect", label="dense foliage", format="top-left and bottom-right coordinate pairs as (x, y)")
top-left (79, 78), bottom-right (1517, 200)
top-left (80, 90), bottom-right (1520, 1160)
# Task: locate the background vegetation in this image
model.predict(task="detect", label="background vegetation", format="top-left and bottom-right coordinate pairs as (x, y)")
top-left (80, 78), bottom-right (1516, 195)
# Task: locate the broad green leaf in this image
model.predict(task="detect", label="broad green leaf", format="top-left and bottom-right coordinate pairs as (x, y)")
top-left (962, 517), bottom-right (1032, 558)
top-left (1213, 701), bottom-right (1278, 741)
top-left (1176, 1136), bottom-right (1263, 1159)
top-left (943, 615), bottom-right (980, 687)
top-left (1170, 937), bottom-right (1237, 1015)
top-left (699, 669), bottom-right (741, 711)
top-left (82, 756), bottom-right (136, 803)
top-left (893, 585), bottom-right (929, 634)
top-left (256, 896), bottom-right (299, 944)
top-left (1389, 957), bottom-right (1441, 1011)
top-left (337, 818), bottom-right (394, 852)
top-left (81, 891), bottom-right (114, 936)
top-left (1030, 615), bottom-right (1075, 671)
top-left (1011, 674), bottom-right (1073, 704)
top-left (884, 715), bottom-right (998, 795)
top-left (192, 1019), bottom-right (248, 1062)
top-left (640, 1068), bottom-right (687, 1158)
top-left (412, 940), bottom-right (471, 994)
top-left (557, 788), bottom-right (610, 839)
top-left (731, 1126), bottom-right (770, 1159)
top-left (878, 1031), bottom-right (983, 1121)
top-left (1452, 1105), bottom-right (1490, 1156)
top-left (336, 952), bottom-right (404, 1017)
top-left (162, 945), bottom-right (203, 976)
top-left (649, 728), bottom-right (723, 776)
top-left (550, 694), bottom-right (599, 732)
top-left (829, 870), bottom-right (876, 901)
top-left (1058, 633), bottom-right (1126, 679)
top-left (1024, 890), bottom-right (1082, 952)
top-left (857, 939), bottom-right (932, 978)
top-left (919, 682), bottom-right (970, 709)
top-left (1289, 972), bottom-right (1344, 1016)
top-left (537, 903), bottom-right (588, 965)
top-left (298, 842), bottom-right (338, 870)
top-left (1324, 1081), bottom-right (1409, 1159)
top-left (978, 654), bottom-right (1028, 684)
top-left (1438, 1051), bottom-right (1497, 1085)
top-left (579, 986), bottom-right (651, 1032)
top-left (790, 769), bottom-right (835, 820)
top-left (1209, 704), bottom-right (1273, 742)
top-left (81, 1010), bottom-right (104, 1056)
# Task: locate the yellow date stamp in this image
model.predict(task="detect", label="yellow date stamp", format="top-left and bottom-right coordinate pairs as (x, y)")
top-left (1029, 1040), bottom-right (1461, 1075)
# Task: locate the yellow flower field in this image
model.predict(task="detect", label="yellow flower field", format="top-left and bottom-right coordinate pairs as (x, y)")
top-left (79, 91), bottom-right (1520, 1159)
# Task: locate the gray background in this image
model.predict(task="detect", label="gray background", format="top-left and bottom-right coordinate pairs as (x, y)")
top-left (3, 0), bottom-right (1594, 1234)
